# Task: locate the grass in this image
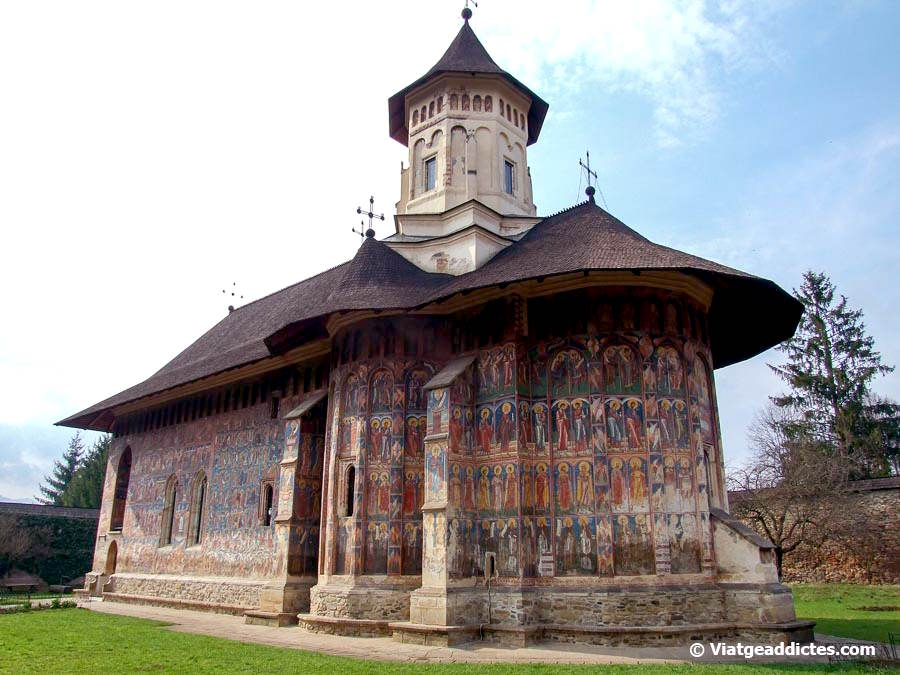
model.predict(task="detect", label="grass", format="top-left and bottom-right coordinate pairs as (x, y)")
top-left (791, 584), bottom-right (900, 644)
top-left (0, 609), bottom-right (890, 674)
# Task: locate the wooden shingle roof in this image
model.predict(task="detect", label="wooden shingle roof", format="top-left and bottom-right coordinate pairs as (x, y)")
top-left (58, 201), bottom-right (802, 430)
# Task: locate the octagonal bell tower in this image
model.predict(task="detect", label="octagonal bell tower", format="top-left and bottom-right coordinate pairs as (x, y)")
top-left (385, 10), bottom-right (549, 275)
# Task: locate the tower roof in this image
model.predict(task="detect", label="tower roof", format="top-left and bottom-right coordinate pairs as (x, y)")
top-left (388, 20), bottom-right (549, 146)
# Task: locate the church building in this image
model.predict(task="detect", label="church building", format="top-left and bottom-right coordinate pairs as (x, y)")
top-left (61, 10), bottom-right (814, 646)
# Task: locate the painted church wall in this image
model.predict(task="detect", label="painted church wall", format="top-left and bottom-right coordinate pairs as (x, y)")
top-left (439, 290), bottom-right (722, 586)
top-left (322, 317), bottom-right (456, 580)
top-left (93, 388), bottom-right (325, 582)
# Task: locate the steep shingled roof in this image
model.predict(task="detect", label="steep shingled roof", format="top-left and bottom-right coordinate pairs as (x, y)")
top-left (58, 201), bottom-right (801, 430)
top-left (388, 21), bottom-right (549, 146)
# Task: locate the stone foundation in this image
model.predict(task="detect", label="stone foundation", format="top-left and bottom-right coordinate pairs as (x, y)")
top-left (103, 572), bottom-right (266, 614)
top-left (309, 579), bottom-right (417, 622)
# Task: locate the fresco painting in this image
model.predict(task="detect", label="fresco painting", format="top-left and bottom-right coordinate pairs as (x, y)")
top-left (105, 317), bottom-right (719, 588)
top-left (555, 515), bottom-right (596, 575)
top-left (612, 514), bottom-right (654, 576)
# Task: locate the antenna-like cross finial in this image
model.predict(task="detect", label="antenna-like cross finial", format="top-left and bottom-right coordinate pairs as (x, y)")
top-left (221, 281), bottom-right (244, 313)
top-left (579, 150), bottom-right (598, 204)
top-left (353, 195), bottom-right (385, 240)
top-left (462, 0), bottom-right (477, 21)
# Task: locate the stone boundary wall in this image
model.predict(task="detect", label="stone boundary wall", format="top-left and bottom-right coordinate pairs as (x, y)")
top-left (730, 478), bottom-right (900, 584)
top-left (0, 503), bottom-right (100, 520)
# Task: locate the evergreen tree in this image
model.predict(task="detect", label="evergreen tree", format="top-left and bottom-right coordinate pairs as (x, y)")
top-left (60, 435), bottom-right (111, 509)
top-left (769, 270), bottom-right (897, 477)
top-left (37, 432), bottom-right (84, 505)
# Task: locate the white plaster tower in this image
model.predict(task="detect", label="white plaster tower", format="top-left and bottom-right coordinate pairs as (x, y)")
top-left (385, 8), bottom-right (549, 275)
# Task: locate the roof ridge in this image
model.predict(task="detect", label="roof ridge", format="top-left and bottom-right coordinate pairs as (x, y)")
top-left (540, 199), bottom-right (592, 220)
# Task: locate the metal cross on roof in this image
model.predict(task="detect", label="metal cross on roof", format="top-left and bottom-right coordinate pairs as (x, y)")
top-left (579, 150), bottom-right (607, 208)
top-left (354, 195), bottom-right (385, 240)
top-left (221, 281), bottom-right (244, 314)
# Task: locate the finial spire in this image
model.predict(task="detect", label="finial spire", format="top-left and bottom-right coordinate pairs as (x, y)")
top-left (578, 150), bottom-right (609, 209)
top-left (579, 150), bottom-right (598, 204)
top-left (462, 0), bottom-right (476, 22)
top-left (354, 195), bottom-right (385, 240)
top-left (221, 282), bottom-right (244, 313)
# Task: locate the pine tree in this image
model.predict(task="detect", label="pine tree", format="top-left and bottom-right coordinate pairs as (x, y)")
top-left (37, 432), bottom-right (85, 505)
top-left (769, 270), bottom-right (897, 477)
top-left (60, 435), bottom-right (110, 509)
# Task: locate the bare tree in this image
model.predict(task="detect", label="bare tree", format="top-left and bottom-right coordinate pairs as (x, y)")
top-left (0, 515), bottom-right (52, 577)
top-left (728, 404), bottom-right (855, 578)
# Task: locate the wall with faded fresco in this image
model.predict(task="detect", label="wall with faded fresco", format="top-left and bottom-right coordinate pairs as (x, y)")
top-left (94, 389), bottom-right (325, 584)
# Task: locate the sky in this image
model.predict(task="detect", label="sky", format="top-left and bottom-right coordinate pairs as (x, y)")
top-left (1, 0), bottom-right (897, 501)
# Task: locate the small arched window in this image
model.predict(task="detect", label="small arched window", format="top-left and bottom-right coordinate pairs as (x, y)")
top-left (262, 482), bottom-right (275, 526)
top-left (506, 103), bottom-right (512, 120)
top-left (159, 475), bottom-right (177, 546)
top-left (110, 447), bottom-right (132, 532)
top-left (450, 94), bottom-right (458, 110)
top-left (437, 96), bottom-right (443, 112)
top-left (412, 109), bottom-right (419, 126)
top-left (345, 465), bottom-right (356, 517)
top-left (428, 101), bottom-right (435, 118)
top-left (484, 95), bottom-right (493, 112)
top-left (188, 472), bottom-right (207, 546)
top-left (514, 109), bottom-right (519, 127)
top-left (420, 105), bottom-right (426, 121)
top-left (499, 98), bottom-right (504, 117)
top-left (473, 95), bottom-right (482, 111)
top-left (461, 94), bottom-right (470, 111)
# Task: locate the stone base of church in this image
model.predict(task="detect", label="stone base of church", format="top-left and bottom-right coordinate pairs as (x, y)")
top-left (307, 577), bottom-right (420, 625)
top-left (244, 575), bottom-right (317, 625)
top-left (100, 572), bottom-right (266, 615)
top-left (244, 610), bottom-right (299, 627)
top-left (298, 614), bottom-right (393, 637)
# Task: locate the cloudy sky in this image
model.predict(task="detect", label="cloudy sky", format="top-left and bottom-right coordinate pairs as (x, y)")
top-left (1, 1), bottom-right (897, 501)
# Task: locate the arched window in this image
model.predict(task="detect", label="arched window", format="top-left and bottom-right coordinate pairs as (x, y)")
top-left (499, 98), bottom-right (504, 117)
top-left (420, 105), bottom-right (426, 122)
top-left (484, 95), bottom-right (493, 112)
top-left (506, 103), bottom-right (512, 120)
top-left (437, 96), bottom-right (443, 112)
top-left (412, 109), bottom-right (419, 126)
top-left (109, 447), bottom-right (132, 532)
top-left (345, 465), bottom-right (356, 517)
top-left (428, 101), bottom-right (435, 118)
top-left (473, 95), bottom-right (482, 111)
top-left (514, 109), bottom-right (519, 127)
top-left (262, 482), bottom-right (274, 526)
top-left (159, 475), bottom-right (177, 546)
top-left (449, 94), bottom-right (458, 110)
top-left (461, 94), bottom-right (470, 111)
top-left (188, 472), bottom-right (207, 546)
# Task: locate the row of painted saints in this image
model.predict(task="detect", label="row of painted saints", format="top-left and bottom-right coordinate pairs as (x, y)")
top-left (341, 344), bottom-right (688, 419)
top-left (446, 453), bottom-right (697, 516)
top-left (442, 394), bottom-right (690, 456)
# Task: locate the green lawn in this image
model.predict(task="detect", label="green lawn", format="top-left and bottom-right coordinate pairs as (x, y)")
top-left (792, 584), bottom-right (900, 643)
top-left (0, 609), bottom-right (889, 674)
